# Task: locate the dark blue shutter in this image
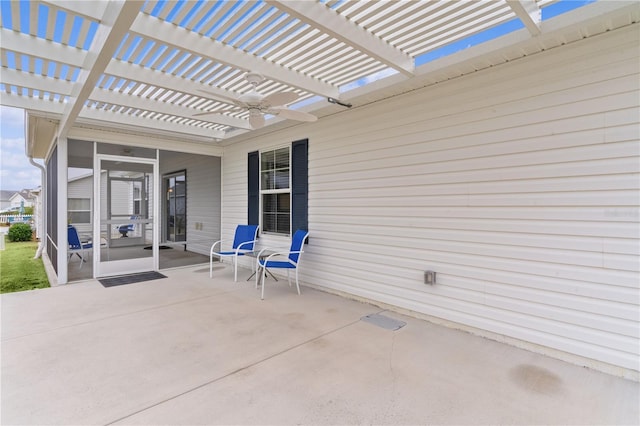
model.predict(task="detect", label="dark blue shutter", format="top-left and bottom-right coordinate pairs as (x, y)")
top-left (291, 139), bottom-right (308, 233)
top-left (247, 151), bottom-right (259, 225)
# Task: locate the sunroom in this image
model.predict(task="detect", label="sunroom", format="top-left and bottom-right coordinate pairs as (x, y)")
top-left (1, 0), bottom-right (638, 379)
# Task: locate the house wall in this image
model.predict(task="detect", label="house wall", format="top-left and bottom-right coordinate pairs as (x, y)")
top-left (221, 25), bottom-right (639, 375)
top-left (68, 174), bottom-right (93, 235)
top-left (159, 151), bottom-right (221, 255)
top-left (0, 191), bottom-right (12, 211)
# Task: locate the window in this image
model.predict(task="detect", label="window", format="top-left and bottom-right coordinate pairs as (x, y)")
top-left (260, 147), bottom-right (290, 234)
top-left (164, 171), bottom-right (187, 242)
top-left (248, 139), bottom-right (308, 236)
top-left (133, 183), bottom-right (141, 215)
top-left (68, 198), bottom-right (90, 224)
top-left (132, 176), bottom-right (149, 216)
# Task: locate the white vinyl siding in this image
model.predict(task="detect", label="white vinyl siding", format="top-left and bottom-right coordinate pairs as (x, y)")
top-left (159, 151), bottom-right (221, 256)
top-left (220, 25), bottom-right (639, 375)
top-left (67, 174), bottom-right (93, 234)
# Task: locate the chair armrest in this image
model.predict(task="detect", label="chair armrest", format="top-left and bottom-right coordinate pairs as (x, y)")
top-left (210, 239), bottom-right (231, 253)
top-left (235, 239), bottom-right (258, 253)
top-left (262, 250), bottom-right (304, 265)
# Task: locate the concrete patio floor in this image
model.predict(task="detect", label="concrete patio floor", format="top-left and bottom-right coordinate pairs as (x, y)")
top-left (2, 264), bottom-right (638, 425)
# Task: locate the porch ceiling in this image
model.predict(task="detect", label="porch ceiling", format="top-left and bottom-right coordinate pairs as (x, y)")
top-left (1, 0), bottom-right (638, 153)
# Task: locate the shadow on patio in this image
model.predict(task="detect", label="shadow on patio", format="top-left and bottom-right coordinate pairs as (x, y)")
top-left (2, 264), bottom-right (638, 425)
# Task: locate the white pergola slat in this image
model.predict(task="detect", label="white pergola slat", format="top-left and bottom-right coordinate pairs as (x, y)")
top-left (1, 0), bottom-right (637, 144)
top-left (267, 0), bottom-right (415, 77)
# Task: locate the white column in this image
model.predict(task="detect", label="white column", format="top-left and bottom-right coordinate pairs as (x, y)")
top-left (57, 136), bottom-right (68, 284)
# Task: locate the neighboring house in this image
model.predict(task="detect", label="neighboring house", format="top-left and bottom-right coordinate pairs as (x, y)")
top-left (1, 189), bottom-right (38, 233)
top-left (0, 190), bottom-right (15, 212)
top-left (5, 2), bottom-right (639, 380)
top-left (8, 190), bottom-right (35, 211)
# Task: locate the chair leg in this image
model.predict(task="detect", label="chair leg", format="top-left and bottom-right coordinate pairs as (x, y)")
top-left (261, 265), bottom-right (267, 300)
top-left (255, 262), bottom-right (260, 289)
top-left (233, 256), bottom-right (238, 282)
top-left (295, 269), bottom-right (300, 295)
top-left (209, 253), bottom-right (213, 278)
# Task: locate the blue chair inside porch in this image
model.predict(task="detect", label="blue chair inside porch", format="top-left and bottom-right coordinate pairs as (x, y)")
top-left (255, 229), bottom-right (309, 300)
top-left (118, 216), bottom-right (139, 237)
top-left (68, 225), bottom-right (92, 269)
top-left (210, 225), bottom-right (259, 282)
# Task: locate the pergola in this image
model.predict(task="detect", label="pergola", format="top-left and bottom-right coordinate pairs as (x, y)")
top-left (1, 0), bottom-right (637, 154)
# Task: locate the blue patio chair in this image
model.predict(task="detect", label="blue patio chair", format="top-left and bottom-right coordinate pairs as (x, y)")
top-left (210, 225), bottom-right (259, 282)
top-left (68, 225), bottom-right (92, 269)
top-left (255, 229), bottom-right (309, 300)
top-left (118, 215), bottom-right (139, 237)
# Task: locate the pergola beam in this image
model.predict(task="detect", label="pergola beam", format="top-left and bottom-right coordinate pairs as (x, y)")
top-left (104, 60), bottom-right (245, 121)
top-left (2, 69), bottom-right (228, 140)
top-left (4, 67), bottom-right (241, 136)
top-left (78, 108), bottom-right (222, 141)
top-left (130, 13), bottom-right (340, 99)
top-left (90, 87), bottom-right (246, 132)
top-left (0, 28), bottom-right (86, 69)
top-left (0, 93), bottom-right (66, 114)
top-left (57, 1), bottom-right (141, 139)
top-left (507, 0), bottom-right (542, 36)
top-left (1, 68), bottom-right (72, 95)
top-left (45, 0), bottom-right (108, 21)
top-left (267, 0), bottom-right (415, 77)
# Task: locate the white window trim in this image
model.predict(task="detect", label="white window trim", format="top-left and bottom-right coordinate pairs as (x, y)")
top-left (68, 197), bottom-right (91, 224)
top-left (259, 145), bottom-right (292, 236)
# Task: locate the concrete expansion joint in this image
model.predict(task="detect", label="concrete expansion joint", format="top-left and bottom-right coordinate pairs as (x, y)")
top-left (1, 293), bottom-right (223, 343)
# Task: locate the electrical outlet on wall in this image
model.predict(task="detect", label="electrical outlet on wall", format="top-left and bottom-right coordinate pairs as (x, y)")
top-left (424, 270), bottom-right (436, 285)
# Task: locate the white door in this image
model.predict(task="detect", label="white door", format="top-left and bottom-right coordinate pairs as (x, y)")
top-left (94, 155), bottom-right (159, 277)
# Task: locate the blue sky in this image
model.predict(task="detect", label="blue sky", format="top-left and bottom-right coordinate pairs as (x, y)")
top-left (0, 106), bottom-right (41, 191)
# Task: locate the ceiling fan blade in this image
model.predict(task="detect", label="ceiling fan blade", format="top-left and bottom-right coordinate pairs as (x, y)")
top-left (249, 114), bottom-right (265, 129)
top-left (264, 91), bottom-right (298, 107)
top-left (270, 107), bottom-right (317, 122)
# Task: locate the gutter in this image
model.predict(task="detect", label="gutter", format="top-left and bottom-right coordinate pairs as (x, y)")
top-left (28, 156), bottom-right (46, 259)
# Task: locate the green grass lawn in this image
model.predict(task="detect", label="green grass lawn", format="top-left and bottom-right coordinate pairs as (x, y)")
top-left (0, 238), bottom-right (50, 293)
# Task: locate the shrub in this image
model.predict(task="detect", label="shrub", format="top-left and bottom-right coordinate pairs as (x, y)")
top-left (8, 223), bottom-right (33, 242)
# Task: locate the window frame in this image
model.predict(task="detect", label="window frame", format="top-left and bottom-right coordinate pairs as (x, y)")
top-left (248, 138), bottom-right (308, 237)
top-left (67, 197), bottom-right (91, 224)
top-left (259, 145), bottom-right (291, 236)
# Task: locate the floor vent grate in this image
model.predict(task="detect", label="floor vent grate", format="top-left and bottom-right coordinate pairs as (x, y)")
top-left (361, 313), bottom-right (406, 331)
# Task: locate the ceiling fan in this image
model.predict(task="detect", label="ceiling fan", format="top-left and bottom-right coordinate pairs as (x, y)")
top-left (196, 72), bottom-right (317, 129)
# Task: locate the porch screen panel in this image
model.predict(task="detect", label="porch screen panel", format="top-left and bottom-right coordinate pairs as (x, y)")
top-left (291, 139), bottom-right (308, 233)
top-left (46, 147), bottom-right (58, 272)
